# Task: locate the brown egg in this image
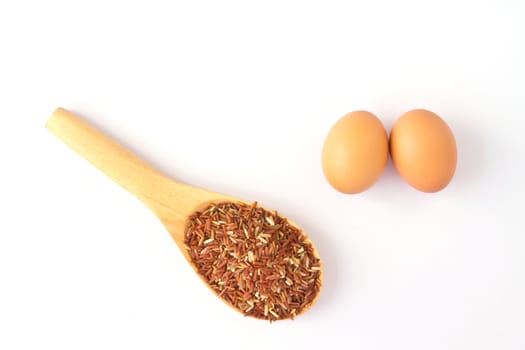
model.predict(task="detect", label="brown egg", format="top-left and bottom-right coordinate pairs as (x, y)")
top-left (322, 111), bottom-right (389, 194)
top-left (389, 109), bottom-right (457, 193)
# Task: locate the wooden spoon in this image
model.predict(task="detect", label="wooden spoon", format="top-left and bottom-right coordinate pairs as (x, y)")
top-left (46, 107), bottom-right (323, 320)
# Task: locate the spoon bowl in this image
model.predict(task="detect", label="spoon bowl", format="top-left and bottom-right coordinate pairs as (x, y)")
top-left (46, 107), bottom-right (323, 320)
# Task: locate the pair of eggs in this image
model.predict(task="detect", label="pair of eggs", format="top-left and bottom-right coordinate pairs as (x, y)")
top-left (321, 109), bottom-right (457, 194)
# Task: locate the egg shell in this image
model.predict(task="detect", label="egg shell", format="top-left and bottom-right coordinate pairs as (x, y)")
top-left (389, 109), bottom-right (457, 193)
top-left (322, 111), bottom-right (389, 194)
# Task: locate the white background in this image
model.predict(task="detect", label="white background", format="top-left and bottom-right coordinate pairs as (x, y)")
top-left (1, 1), bottom-right (524, 349)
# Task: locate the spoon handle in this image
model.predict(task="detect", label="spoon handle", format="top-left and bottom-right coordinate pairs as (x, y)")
top-left (46, 107), bottom-right (173, 214)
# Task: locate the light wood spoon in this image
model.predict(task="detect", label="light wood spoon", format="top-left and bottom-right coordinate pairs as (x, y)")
top-left (46, 107), bottom-right (323, 319)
